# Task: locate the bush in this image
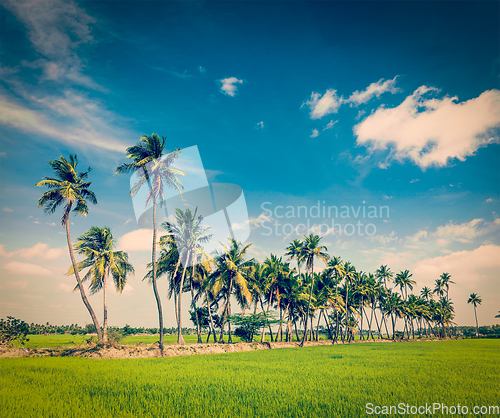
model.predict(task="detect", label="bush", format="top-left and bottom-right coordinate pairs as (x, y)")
top-left (0, 316), bottom-right (29, 347)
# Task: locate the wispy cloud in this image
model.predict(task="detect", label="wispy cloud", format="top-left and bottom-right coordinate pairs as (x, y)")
top-left (4, 261), bottom-right (53, 276)
top-left (310, 129), bottom-right (319, 138)
top-left (0, 0), bottom-right (136, 153)
top-left (323, 120), bottom-right (337, 131)
top-left (0, 243), bottom-right (64, 260)
top-left (2, 0), bottom-right (103, 90)
top-left (346, 76), bottom-right (400, 106)
top-left (0, 92), bottom-right (132, 152)
top-left (355, 87), bottom-right (500, 169)
top-left (219, 77), bottom-right (243, 97)
top-left (3, 207), bottom-right (13, 212)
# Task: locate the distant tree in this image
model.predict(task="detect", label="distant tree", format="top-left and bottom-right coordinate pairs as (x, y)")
top-left (230, 312), bottom-right (281, 343)
top-left (0, 317), bottom-right (29, 347)
top-left (467, 293), bottom-right (482, 338)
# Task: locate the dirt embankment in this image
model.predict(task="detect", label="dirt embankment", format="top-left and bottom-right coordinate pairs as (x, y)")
top-left (0, 338), bottom-right (415, 359)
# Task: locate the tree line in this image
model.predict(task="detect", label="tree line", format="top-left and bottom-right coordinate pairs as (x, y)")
top-left (34, 134), bottom-right (499, 352)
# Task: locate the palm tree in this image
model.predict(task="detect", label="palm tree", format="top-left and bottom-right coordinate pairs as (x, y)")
top-left (36, 155), bottom-right (102, 342)
top-left (375, 265), bottom-right (393, 338)
top-left (394, 270), bottom-right (416, 338)
top-left (211, 238), bottom-right (254, 343)
top-left (116, 134), bottom-right (185, 351)
top-left (285, 239), bottom-right (304, 277)
top-left (161, 208), bottom-right (212, 344)
top-left (69, 227), bottom-right (134, 343)
top-left (299, 234), bottom-right (329, 346)
top-left (496, 311), bottom-right (500, 319)
top-left (440, 273), bottom-right (455, 302)
top-left (467, 293), bottom-right (482, 338)
top-left (342, 261), bottom-right (357, 342)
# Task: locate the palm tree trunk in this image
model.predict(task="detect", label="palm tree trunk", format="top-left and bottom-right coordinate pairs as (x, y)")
top-left (360, 297), bottom-right (364, 341)
top-left (177, 251), bottom-right (191, 345)
top-left (152, 200), bottom-right (164, 352)
top-left (474, 305), bottom-right (479, 338)
top-left (103, 269), bottom-right (108, 343)
top-left (315, 312), bottom-right (321, 341)
top-left (190, 279), bottom-right (202, 344)
top-left (344, 285), bottom-right (350, 342)
top-left (65, 218), bottom-right (103, 343)
top-left (294, 321), bottom-right (300, 341)
top-left (300, 264), bottom-right (315, 347)
top-left (219, 275), bottom-right (234, 343)
top-left (205, 291), bottom-right (217, 343)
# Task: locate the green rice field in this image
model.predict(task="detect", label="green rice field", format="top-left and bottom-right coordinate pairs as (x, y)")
top-left (1, 339), bottom-right (498, 418)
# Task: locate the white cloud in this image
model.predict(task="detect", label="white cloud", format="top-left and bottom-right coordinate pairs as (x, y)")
top-left (3, 207), bottom-right (13, 212)
top-left (256, 121), bottom-right (264, 129)
top-left (4, 261), bottom-right (53, 276)
top-left (6, 281), bottom-right (28, 289)
top-left (413, 245), bottom-right (500, 290)
top-left (485, 198), bottom-right (493, 203)
top-left (323, 120), bottom-right (337, 131)
top-left (410, 179), bottom-right (419, 183)
top-left (355, 110), bottom-right (366, 120)
top-left (58, 282), bottom-right (74, 293)
top-left (121, 283), bottom-right (134, 295)
top-left (433, 218), bottom-right (500, 243)
top-left (303, 89), bottom-right (343, 119)
top-left (355, 87), bottom-right (500, 169)
top-left (0, 243), bottom-right (64, 259)
top-left (219, 77), bottom-right (243, 97)
top-left (346, 76), bottom-right (400, 106)
top-left (0, 93), bottom-right (131, 153)
top-left (234, 212), bottom-right (273, 231)
top-left (1, 0), bottom-right (102, 90)
top-left (310, 129), bottom-right (319, 138)
top-left (117, 229), bottom-right (168, 252)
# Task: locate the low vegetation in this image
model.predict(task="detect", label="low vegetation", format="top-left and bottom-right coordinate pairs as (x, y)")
top-left (1, 340), bottom-right (498, 418)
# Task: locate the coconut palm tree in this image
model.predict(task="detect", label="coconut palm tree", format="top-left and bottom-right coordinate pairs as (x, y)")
top-left (69, 226), bottom-right (134, 343)
top-left (496, 311), bottom-right (500, 318)
top-left (116, 134), bottom-right (185, 351)
top-left (440, 273), bottom-right (455, 302)
top-left (375, 265), bottom-right (393, 338)
top-left (161, 208), bottom-right (212, 344)
top-left (36, 155), bottom-right (102, 342)
top-left (299, 234), bottom-right (329, 347)
top-left (211, 238), bottom-right (254, 343)
top-left (285, 239), bottom-right (304, 277)
top-left (467, 293), bottom-right (482, 338)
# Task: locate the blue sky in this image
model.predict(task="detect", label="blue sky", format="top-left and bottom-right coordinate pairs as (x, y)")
top-left (0, 0), bottom-right (499, 328)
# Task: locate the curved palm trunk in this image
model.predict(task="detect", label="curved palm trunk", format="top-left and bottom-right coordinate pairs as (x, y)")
top-left (300, 263), bottom-right (314, 347)
top-left (152, 200), bottom-right (164, 352)
top-left (65, 218), bottom-right (103, 343)
top-left (206, 291), bottom-right (217, 343)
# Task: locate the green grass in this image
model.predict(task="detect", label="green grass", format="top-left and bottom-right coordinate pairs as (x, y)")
top-left (1, 340), bottom-right (498, 418)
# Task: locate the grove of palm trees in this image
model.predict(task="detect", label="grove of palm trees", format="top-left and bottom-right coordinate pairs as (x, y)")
top-left (31, 145), bottom-right (495, 355)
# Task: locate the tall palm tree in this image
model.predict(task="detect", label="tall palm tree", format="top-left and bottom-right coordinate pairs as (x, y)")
top-left (467, 293), bottom-right (482, 338)
top-left (342, 261), bottom-right (357, 342)
top-left (440, 273), bottom-right (455, 302)
top-left (116, 134), bottom-right (185, 351)
top-left (375, 265), bottom-right (393, 338)
top-left (299, 234), bottom-right (329, 347)
top-left (211, 238), bottom-right (254, 343)
top-left (161, 208), bottom-right (212, 344)
top-left (69, 226), bottom-right (134, 343)
top-left (394, 270), bottom-right (416, 338)
top-left (36, 155), bottom-right (102, 342)
top-left (285, 239), bottom-right (304, 277)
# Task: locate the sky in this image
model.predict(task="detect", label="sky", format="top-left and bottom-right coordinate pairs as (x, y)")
top-left (0, 0), bottom-right (499, 329)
